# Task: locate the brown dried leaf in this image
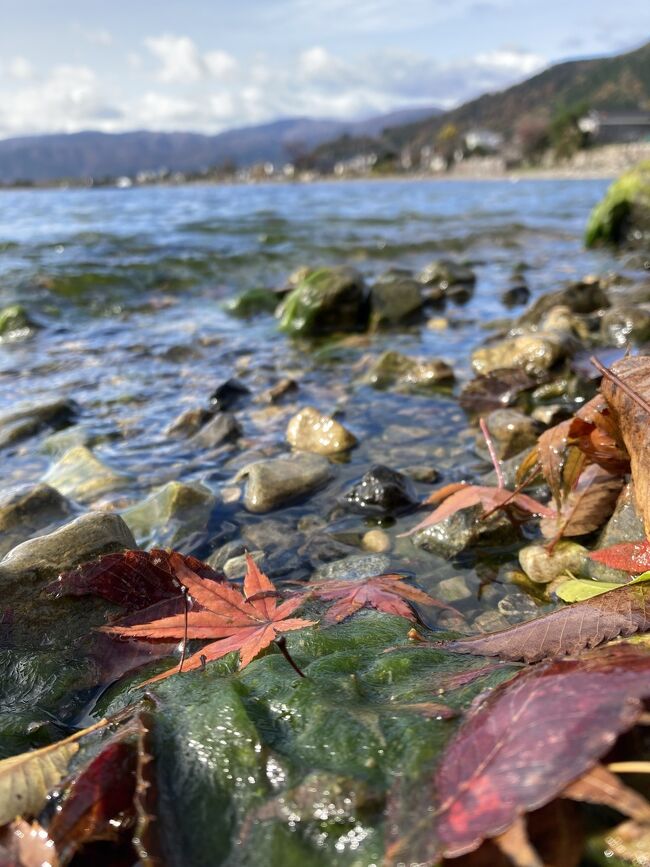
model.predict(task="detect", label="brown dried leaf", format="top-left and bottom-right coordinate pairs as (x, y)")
top-left (540, 463), bottom-right (623, 545)
top-left (563, 764), bottom-right (650, 822)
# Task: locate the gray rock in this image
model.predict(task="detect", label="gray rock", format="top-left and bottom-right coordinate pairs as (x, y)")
top-left (313, 553), bottom-right (393, 582)
top-left (369, 274), bottom-right (423, 327)
top-left (471, 333), bottom-right (569, 376)
top-left (223, 550), bottom-right (266, 579)
top-left (166, 407), bottom-right (214, 437)
top-left (417, 259), bottom-right (476, 288)
top-left (410, 505), bottom-right (516, 558)
top-left (600, 306), bottom-right (650, 347)
top-left (517, 277), bottom-right (610, 326)
top-left (590, 483), bottom-right (646, 582)
top-left (478, 408), bottom-right (541, 460)
top-left (361, 350), bottom-right (454, 391)
top-left (0, 511), bottom-right (136, 588)
top-left (239, 452), bottom-right (332, 513)
top-left (43, 445), bottom-right (131, 503)
top-left (122, 480), bottom-right (217, 547)
top-left (207, 540), bottom-right (246, 571)
top-left (0, 398), bottom-right (77, 449)
top-left (286, 406), bottom-right (356, 455)
top-left (343, 465), bottom-right (417, 515)
top-left (400, 465), bottom-right (440, 484)
top-left (519, 541), bottom-right (589, 584)
top-left (0, 483), bottom-right (73, 558)
top-left (191, 412), bottom-right (242, 449)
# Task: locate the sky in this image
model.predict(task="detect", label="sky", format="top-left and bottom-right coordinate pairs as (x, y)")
top-left (0, 0), bottom-right (648, 139)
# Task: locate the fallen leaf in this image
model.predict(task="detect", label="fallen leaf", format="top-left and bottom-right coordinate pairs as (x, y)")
top-left (402, 483), bottom-right (553, 537)
top-left (590, 540), bottom-right (650, 573)
top-left (443, 580), bottom-right (650, 663)
top-left (386, 644), bottom-right (650, 863)
top-left (458, 369), bottom-right (539, 415)
top-left (0, 819), bottom-right (59, 867)
top-left (601, 356), bottom-right (650, 537)
top-left (554, 577), bottom-right (623, 602)
top-left (307, 573), bottom-right (453, 624)
top-left (540, 463), bottom-right (623, 545)
top-left (102, 554), bottom-right (316, 684)
top-left (45, 548), bottom-right (223, 611)
top-left (0, 718), bottom-right (110, 825)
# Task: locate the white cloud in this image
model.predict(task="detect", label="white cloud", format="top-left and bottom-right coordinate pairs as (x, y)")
top-left (84, 28), bottom-right (113, 46)
top-left (204, 50), bottom-right (238, 79)
top-left (7, 57), bottom-right (35, 81)
top-left (475, 48), bottom-right (545, 75)
top-left (144, 34), bottom-right (237, 84)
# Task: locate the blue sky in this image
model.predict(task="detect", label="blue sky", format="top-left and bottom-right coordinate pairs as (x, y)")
top-left (0, 0), bottom-right (647, 138)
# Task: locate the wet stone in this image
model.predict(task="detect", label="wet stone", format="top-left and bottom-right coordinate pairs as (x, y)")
top-left (239, 452), bottom-right (332, 513)
top-left (223, 550), bottom-right (266, 579)
top-left (278, 265), bottom-right (369, 337)
top-left (600, 306), bottom-right (650, 347)
top-left (166, 407), bottom-right (214, 437)
top-left (313, 553), bottom-right (393, 582)
top-left (478, 408), bottom-right (541, 460)
top-left (122, 481), bottom-right (217, 548)
top-left (43, 445), bottom-right (131, 503)
top-left (590, 483), bottom-right (646, 582)
top-left (209, 378), bottom-right (251, 411)
top-left (400, 465), bottom-right (440, 484)
top-left (369, 273), bottom-right (424, 327)
top-left (501, 284), bottom-right (530, 307)
top-left (0, 304), bottom-right (38, 338)
top-left (191, 412), bottom-right (242, 449)
top-left (362, 350), bottom-right (454, 392)
top-left (0, 483), bottom-right (73, 558)
top-left (410, 504), bottom-right (517, 559)
top-left (0, 398), bottom-right (77, 449)
top-left (286, 406), bottom-right (357, 455)
top-left (436, 575), bottom-right (472, 603)
top-left (361, 529), bottom-right (392, 553)
top-left (343, 465), bottom-right (417, 515)
top-left (471, 333), bottom-right (569, 376)
top-left (519, 541), bottom-right (589, 584)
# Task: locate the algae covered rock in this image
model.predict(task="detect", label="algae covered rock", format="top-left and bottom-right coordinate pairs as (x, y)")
top-left (362, 350), bottom-right (454, 392)
top-left (369, 273), bottom-right (423, 327)
top-left (286, 406), bottom-right (357, 455)
top-left (471, 334), bottom-right (568, 376)
top-left (586, 160), bottom-right (650, 248)
top-left (43, 445), bottom-right (131, 502)
top-left (225, 288), bottom-right (279, 318)
top-left (122, 480), bottom-right (217, 547)
top-left (278, 266), bottom-right (369, 336)
top-left (239, 452), bottom-right (332, 513)
top-left (0, 304), bottom-right (38, 338)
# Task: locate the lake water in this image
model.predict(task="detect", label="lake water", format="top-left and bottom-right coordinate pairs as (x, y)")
top-left (0, 178), bottom-right (618, 626)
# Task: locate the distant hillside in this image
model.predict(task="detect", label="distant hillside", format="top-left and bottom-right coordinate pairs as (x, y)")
top-left (0, 107), bottom-right (439, 183)
top-left (310, 39), bottom-right (650, 167)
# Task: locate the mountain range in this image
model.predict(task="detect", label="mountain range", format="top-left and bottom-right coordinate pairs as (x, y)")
top-left (0, 107), bottom-right (440, 183)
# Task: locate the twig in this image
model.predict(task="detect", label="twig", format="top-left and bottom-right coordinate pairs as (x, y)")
top-left (275, 635), bottom-right (306, 678)
top-left (607, 761), bottom-right (650, 774)
top-left (480, 416), bottom-right (505, 489)
top-left (591, 355), bottom-right (650, 416)
top-left (480, 465), bottom-right (542, 522)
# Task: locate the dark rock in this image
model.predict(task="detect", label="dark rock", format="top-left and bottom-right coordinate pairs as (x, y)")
top-left (209, 379), bottom-right (250, 411)
top-left (369, 273), bottom-right (423, 327)
top-left (501, 283), bottom-right (530, 307)
top-left (313, 553), bottom-right (393, 582)
top-left (0, 398), bottom-right (77, 449)
top-left (343, 465), bottom-right (417, 515)
top-left (278, 266), bottom-right (369, 336)
top-left (410, 504), bottom-right (517, 558)
top-left (517, 277), bottom-right (610, 326)
top-left (361, 350), bottom-right (455, 391)
top-left (166, 407), bottom-right (214, 437)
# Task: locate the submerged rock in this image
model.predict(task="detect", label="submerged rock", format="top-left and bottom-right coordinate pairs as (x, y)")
top-left (239, 453), bottom-right (332, 513)
top-left (471, 334), bottom-right (568, 376)
top-left (586, 160), bottom-right (650, 248)
top-left (166, 407), bottom-right (214, 437)
top-left (122, 481), bottom-right (217, 547)
top-left (369, 273), bottom-right (423, 327)
top-left (410, 504), bottom-right (516, 558)
top-left (0, 511), bottom-right (135, 586)
top-left (517, 276), bottom-right (610, 326)
top-left (417, 259), bottom-right (476, 290)
top-left (343, 465), bottom-right (417, 515)
top-left (519, 541), bottom-right (589, 584)
top-left (225, 288), bottom-right (279, 318)
top-left (0, 304), bottom-right (38, 338)
top-left (0, 397), bottom-right (77, 449)
top-left (313, 552), bottom-right (393, 582)
top-left (478, 408), bottom-right (541, 460)
top-left (600, 306), bottom-right (650, 347)
top-left (0, 483), bottom-right (73, 558)
top-left (191, 412), bottom-right (242, 449)
top-left (362, 350), bottom-right (454, 391)
top-left (286, 406), bottom-right (356, 455)
top-left (43, 445), bottom-right (131, 502)
top-left (278, 266), bottom-right (369, 336)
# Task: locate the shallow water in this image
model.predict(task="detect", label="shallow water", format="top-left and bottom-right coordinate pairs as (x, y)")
top-left (0, 178), bottom-right (618, 629)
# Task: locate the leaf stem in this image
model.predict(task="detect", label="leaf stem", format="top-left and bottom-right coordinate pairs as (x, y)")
top-left (275, 636), bottom-right (306, 678)
top-left (480, 417), bottom-right (505, 489)
top-left (607, 761), bottom-right (650, 774)
top-left (179, 586), bottom-right (189, 675)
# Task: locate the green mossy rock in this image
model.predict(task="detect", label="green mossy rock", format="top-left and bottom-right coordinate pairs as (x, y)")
top-left (279, 267), bottom-right (369, 337)
top-left (585, 160), bottom-right (650, 248)
top-left (0, 304), bottom-right (37, 337)
top-left (122, 480), bottom-right (217, 547)
top-left (225, 288), bottom-right (280, 318)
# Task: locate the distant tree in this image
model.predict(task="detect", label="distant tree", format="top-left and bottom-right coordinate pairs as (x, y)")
top-left (435, 123), bottom-right (460, 167)
top-left (514, 113), bottom-right (550, 162)
top-left (550, 102), bottom-right (590, 158)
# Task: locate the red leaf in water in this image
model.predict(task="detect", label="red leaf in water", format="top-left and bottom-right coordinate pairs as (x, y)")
top-left (308, 573), bottom-right (454, 624)
top-left (386, 644), bottom-right (650, 863)
top-left (442, 581), bottom-right (650, 663)
top-left (102, 554), bottom-right (316, 684)
top-left (45, 548), bottom-right (224, 611)
top-left (590, 540), bottom-right (650, 573)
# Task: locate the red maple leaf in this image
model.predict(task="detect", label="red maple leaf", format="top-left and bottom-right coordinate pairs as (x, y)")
top-left (307, 573), bottom-right (454, 624)
top-left (101, 554), bottom-right (316, 684)
top-left (590, 540), bottom-right (650, 574)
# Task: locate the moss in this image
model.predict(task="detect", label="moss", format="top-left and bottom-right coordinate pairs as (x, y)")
top-left (224, 288), bottom-right (279, 318)
top-left (585, 160), bottom-right (650, 248)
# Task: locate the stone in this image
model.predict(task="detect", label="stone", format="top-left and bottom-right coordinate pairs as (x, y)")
top-left (41, 425), bottom-right (93, 456)
top-left (239, 453), bottom-right (332, 513)
top-left (361, 529), bottom-right (392, 553)
top-left (343, 465), bottom-right (417, 515)
top-left (436, 575), bottom-right (472, 602)
top-left (539, 305), bottom-right (591, 341)
top-left (517, 277), bottom-right (610, 326)
top-left (224, 288), bottom-right (279, 318)
top-left (206, 539), bottom-right (246, 571)
top-left (122, 481), bottom-right (217, 547)
top-left (478, 408), bottom-right (541, 460)
top-left (362, 350), bottom-right (454, 391)
top-left (166, 407), bottom-right (213, 437)
top-left (471, 334), bottom-right (568, 376)
top-left (586, 160), bottom-right (650, 249)
top-left (223, 550), bottom-right (266, 579)
top-left (410, 505), bottom-right (516, 559)
top-left (600, 306), bottom-right (650, 347)
top-left (518, 541), bottom-right (589, 584)
top-left (369, 274), bottom-right (423, 327)
top-left (501, 284), bottom-right (530, 307)
top-left (0, 483), bottom-right (73, 558)
top-left (0, 304), bottom-right (38, 338)
top-left (209, 379), bottom-right (250, 411)
top-left (0, 512), bottom-right (136, 587)
top-left (313, 553), bottom-right (393, 582)
top-left (286, 406), bottom-right (356, 455)
top-left (255, 378), bottom-right (298, 404)
top-left (0, 398), bottom-right (77, 449)
top-left (191, 412), bottom-right (242, 449)
top-left (417, 259), bottom-right (476, 288)
top-left (43, 445), bottom-right (131, 503)
top-left (590, 483), bottom-right (646, 582)
top-left (400, 465), bottom-right (440, 484)
top-left (278, 266), bottom-right (369, 336)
